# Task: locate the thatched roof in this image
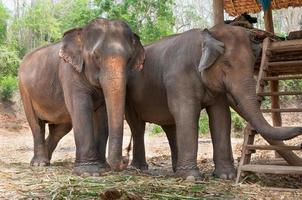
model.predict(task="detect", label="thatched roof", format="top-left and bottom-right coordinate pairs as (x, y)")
top-left (224, 0), bottom-right (302, 16)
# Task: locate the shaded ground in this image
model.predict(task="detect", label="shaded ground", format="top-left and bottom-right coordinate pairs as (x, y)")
top-left (0, 101), bottom-right (302, 199)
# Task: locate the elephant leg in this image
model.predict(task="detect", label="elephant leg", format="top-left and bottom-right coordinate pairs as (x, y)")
top-left (162, 125), bottom-right (177, 172)
top-left (66, 92), bottom-right (102, 176)
top-left (93, 105), bottom-right (109, 169)
top-left (30, 119), bottom-right (48, 166)
top-left (20, 89), bottom-right (49, 166)
top-left (167, 92), bottom-right (201, 180)
top-left (206, 95), bottom-right (236, 180)
top-left (46, 123), bottom-right (72, 161)
top-left (130, 122), bottom-right (147, 170)
top-left (125, 105), bottom-right (147, 170)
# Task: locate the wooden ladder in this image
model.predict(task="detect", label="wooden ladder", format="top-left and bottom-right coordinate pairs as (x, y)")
top-left (236, 37), bottom-right (302, 184)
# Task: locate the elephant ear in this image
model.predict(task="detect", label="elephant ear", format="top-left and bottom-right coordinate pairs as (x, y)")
top-left (129, 33), bottom-right (145, 71)
top-left (198, 29), bottom-right (225, 72)
top-left (59, 28), bottom-right (84, 73)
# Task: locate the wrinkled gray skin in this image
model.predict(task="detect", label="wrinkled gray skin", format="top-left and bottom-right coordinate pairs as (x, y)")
top-left (18, 18), bottom-right (145, 175)
top-left (125, 24), bottom-right (302, 180)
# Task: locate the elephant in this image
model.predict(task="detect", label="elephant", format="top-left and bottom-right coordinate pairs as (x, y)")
top-left (18, 18), bottom-right (145, 176)
top-left (125, 24), bottom-right (302, 180)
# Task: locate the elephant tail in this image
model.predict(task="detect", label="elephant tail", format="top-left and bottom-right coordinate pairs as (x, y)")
top-left (124, 135), bottom-right (132, 157)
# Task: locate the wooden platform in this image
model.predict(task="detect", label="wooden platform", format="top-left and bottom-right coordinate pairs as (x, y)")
top-left (236, 37), bottom-right (302, 184)
top-left (241, 165), bottom-right (302, 174)
top-left (255, 39), bottom-right (302, 75)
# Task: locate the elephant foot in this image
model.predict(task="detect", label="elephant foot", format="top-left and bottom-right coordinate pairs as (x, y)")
top-left (130, 160), bottom-right (149, 171)
top-left (73, 162), bottom-right (110, 177)
top-left (213, 166), bottom-right (236, 180)
top-left (108, 156), bottom-right (129, 171)
top-left (175, 166), bottom-right (202, 182)
top-left (172, 164), bottom-right (177, 173)
top-left (30, 156), bottom-right (50, 166)
top-left (46, 148), bottom-right (54, 160)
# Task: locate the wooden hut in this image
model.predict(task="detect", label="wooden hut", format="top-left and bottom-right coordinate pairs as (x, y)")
top-left (212, 0), bottom-right (302, 183)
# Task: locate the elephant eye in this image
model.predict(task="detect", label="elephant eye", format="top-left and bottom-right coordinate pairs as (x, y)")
top-left (126, 57), bottom-right (132, 66)
top-left (223, 58), bottom-right (232, 68)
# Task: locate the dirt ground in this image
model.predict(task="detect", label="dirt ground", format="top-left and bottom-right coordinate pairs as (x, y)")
top-left (1, 101), bottom-right (302, 199)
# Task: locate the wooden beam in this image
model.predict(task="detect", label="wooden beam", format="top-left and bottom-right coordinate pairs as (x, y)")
top-left (213, 0), bottom-right (224, 25)
top-left (265, 140), bottom-right (302, 166)
top-left (262, 75), bottom-right (302, 81)
top-left (235, 125), bottom-right (256, 183)
top-left (269, 60), bottom-right (302, 67)
top-left (261, 108), bottom-right (302, 113)
top-left (246, 145), bottom-right (302, 151)
top-left (257, 91), bottom-right (302, 96)
top-left (268, 67), bottom-right (302, 75)
top-left (270, 39), bottom-right (302, 52)
top-left (241, 164), bottom-right (302, 174)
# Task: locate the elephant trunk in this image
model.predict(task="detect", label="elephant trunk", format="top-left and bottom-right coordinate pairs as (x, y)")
top-left (100, 58), bottom-right (128, 171)
top-left (230, 78), bottom-right (302, 140)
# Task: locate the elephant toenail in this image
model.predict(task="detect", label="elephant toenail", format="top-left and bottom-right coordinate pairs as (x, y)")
top-left (82, 172), bottom-right (90, 177)
top-left (92, 172), bottom-right (100, 177)
top-left (185, 176), bottom-right (196, 182)
top-left (220, 174), bottom-right (227, 179)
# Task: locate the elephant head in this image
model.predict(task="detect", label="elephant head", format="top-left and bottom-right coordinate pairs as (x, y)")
top-left (199, 24), bottom-right (302, 140)
top-left (59, 18), bottom-right (145, 170)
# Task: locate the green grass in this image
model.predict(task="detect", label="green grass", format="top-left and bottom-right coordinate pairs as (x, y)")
top-left (230, 109), bottom-right (246, 133)
top-left (150, 110), bottom-right (246, 137)
top-left (199, 112), bottom-right (210, 135)
top-left (1, 159), bottom-right (302, 199)
top-left (44, 173), bottom-right (235, 200)
top-left (0, 161), bottom-right (237, 200)
top-left (151, 124), bottom-right (164, 134)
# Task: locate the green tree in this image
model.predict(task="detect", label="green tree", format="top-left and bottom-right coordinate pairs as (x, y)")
top-left (0, 1), bottom-right (9, 44)
top-left (0, 45), bottom-right (20, 76)
top-left (55, 0), bottom-right (99, 32)
top-left (8, 0), bottom-right (61, 55)
top-left (96, 0), bottom-right (175, 44)
top-left (0, 75), bottom-right (17, 101)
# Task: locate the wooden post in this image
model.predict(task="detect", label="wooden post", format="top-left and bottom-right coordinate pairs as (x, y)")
top-left (270, 77), bottom-right (282, 127)
top-left (264, 6), bottom-right (274, 34)
top-left (263, 5), bottom-right (281, 128)
top-left (264, 5), bottom-right (282, 158)
top-left (213, 0), bottom-right (224, 25)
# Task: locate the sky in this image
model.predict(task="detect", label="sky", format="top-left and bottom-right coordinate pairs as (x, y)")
top-left (2, 0), bottom-right (14, 12)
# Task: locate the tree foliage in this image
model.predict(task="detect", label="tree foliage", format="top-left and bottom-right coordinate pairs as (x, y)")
top-left (96, 0), bottom-right (175, 44)
top-left (56, 0), bottom-right (99, 32)
top-left (0, 45), bottom-right (20, 76)
top-left (8, 0), bottom-right (61, 55)
top-left (0, 1), bottom-right (9, 44)
top-left (0, 0), bottom-right (176, 101)
top-left (1, 0), bottom-right (302, 105)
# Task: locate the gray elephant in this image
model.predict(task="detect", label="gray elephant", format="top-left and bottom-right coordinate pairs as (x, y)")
top-left (18, 18), bottom-right (145, 175)
top-left (125, 24), bottom-right (302, 180)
